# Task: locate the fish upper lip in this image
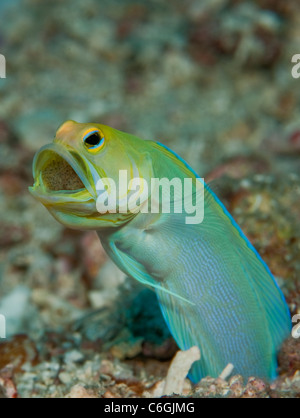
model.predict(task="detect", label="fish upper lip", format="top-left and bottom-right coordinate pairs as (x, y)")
top-left (29, 143), bottom-right (97, 205)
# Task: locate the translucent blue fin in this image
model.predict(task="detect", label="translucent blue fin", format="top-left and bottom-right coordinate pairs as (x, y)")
top-left (155, 286), bottom-right (226, 382)
top-left (236, 242), bottom-right (291, 354)
top-left (106, 241), bottom-right (195, 306)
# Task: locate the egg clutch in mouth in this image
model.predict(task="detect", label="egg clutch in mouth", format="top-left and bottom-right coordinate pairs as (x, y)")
top-left (41, 153), bottom-right (85, 192)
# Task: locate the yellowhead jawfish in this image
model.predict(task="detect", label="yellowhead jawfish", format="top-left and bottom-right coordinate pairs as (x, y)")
top-left (30, 120), bottom-right (291, 382)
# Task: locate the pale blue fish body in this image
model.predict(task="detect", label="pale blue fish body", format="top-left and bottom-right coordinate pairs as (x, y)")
top-left (99, 141), bottom-right (291, 382)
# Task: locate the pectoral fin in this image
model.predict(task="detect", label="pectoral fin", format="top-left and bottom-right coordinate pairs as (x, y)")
top-left (107, 240), bottom-right (195, 305)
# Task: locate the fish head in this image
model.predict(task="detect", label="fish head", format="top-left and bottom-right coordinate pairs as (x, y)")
top-left (29, 120), bottom-right (154, 230)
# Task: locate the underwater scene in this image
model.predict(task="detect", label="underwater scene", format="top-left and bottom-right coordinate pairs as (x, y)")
top-left (0, 0), bottom-right (299, 399)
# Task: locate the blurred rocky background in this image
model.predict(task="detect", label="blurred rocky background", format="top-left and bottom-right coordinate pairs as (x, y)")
top-left (0, 0), bottom-right (299, 398)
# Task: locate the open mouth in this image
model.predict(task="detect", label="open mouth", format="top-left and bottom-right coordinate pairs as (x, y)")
top-left (29, 143), bottom-right (97, 209)
top-left (41, 153), bottom-right (85, 192)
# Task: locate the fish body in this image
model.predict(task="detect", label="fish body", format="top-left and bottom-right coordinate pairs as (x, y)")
top-left (30, 120), bottom-right (291, 381)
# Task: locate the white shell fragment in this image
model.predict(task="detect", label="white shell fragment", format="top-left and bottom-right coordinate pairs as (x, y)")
top-left (163, 346), bottom-right (201, 396)
top-left (219, 363), bottom-right (235, 381)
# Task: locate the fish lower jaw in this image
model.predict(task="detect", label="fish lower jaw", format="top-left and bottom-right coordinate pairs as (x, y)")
top-left (29, 185), bottom-right (96, 210)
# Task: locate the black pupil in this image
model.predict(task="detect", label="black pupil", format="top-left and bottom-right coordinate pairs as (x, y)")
top-left (85, 132), bottom-right (101, 146)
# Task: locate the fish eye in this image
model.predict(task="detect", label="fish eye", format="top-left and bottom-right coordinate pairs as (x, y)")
top-left (83, 130), bottom-right (105, 151)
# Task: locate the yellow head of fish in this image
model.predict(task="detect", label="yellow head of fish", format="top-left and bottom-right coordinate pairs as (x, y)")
top-left (29, 120), bottom-right (154, 230)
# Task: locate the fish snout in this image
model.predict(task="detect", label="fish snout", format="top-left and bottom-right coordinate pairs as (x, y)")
top-left (55, 120), bottom-right (81, 147)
